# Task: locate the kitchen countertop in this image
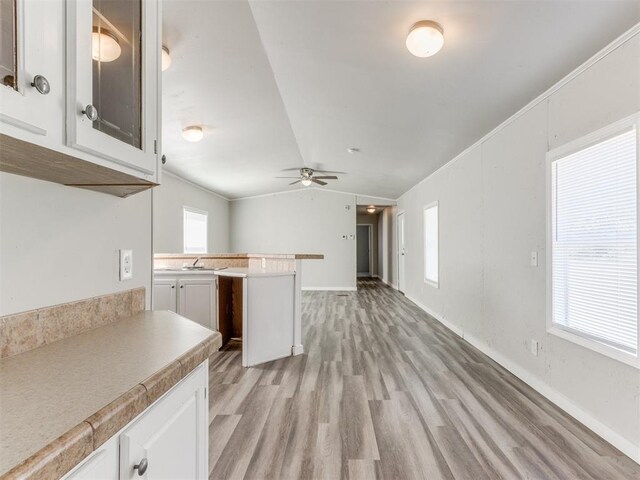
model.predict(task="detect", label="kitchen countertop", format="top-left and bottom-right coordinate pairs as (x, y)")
top-left (154, 253), bottom-right (324, 260)
top-left (213, 267), bottom-right (295, 278)
top-left (0, 311), bottom-right (221, 478)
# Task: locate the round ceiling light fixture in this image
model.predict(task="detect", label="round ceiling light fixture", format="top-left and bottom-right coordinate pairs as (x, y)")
top-left (92, 27), bottom-right (121, 62)
top-left (406, 20), bottom-right (444, 58)
top-left (162, 45), bottom-right (172, 71)
top-left (182, 125), bottom-right (204, 142)
top-left (367, 206), bottom-right (376, 214)
top-left (301, 178), bottom-right (312, 186)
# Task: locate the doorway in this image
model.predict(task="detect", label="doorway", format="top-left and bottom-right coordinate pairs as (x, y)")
top-left (397, 212), bottom-right (406, 293)
top-left (356, 224), bottom-right (372, 277)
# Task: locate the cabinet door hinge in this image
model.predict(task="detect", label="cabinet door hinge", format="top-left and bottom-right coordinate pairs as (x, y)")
top-left (154, 140), bottom-right (158, 154)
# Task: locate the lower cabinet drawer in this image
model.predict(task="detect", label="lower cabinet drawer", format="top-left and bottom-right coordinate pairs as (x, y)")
top-left (119, 363), bottom-right (208, 479)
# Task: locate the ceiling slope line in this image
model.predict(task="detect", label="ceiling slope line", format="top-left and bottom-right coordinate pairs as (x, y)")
top-left (230, 185), bottom-right (397, 203)
top-left (396, 22), bottom-right (640, 202)
top-left (162, 170), bottom-right (231, 201)
top-left (247, 0), bottom-right (307, 171)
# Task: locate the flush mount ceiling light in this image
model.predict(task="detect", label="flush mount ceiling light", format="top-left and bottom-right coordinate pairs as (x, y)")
top-left (347, 147), bottom-right (360, 154)
top-left (367, 206), bottom-right (376, 214)
top-left (406, 20), bottom-right (444, 58)
top-left (182, 125), bottom-right (203, 142)
top-left (92, 27), bottom-right (121, 62)
top-left (162, 45), bottom-right (172, 71)
top-left (301, 178), bottom-right (312, 186)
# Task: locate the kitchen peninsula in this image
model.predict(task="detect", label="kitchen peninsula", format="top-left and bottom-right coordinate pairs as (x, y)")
top-left (152, 253), bottom-right (323, 366)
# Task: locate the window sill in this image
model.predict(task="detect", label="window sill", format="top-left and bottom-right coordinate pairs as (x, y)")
top-left (424, 279), bottom-right (439, 289)
top-left (547, 326), bottom-right (639, 370)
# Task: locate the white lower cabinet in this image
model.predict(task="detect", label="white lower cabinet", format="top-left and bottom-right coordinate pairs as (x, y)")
top-left (153, 274), bottom-right (216, 330)
top-left (63, 362), bottom-right (208, 480)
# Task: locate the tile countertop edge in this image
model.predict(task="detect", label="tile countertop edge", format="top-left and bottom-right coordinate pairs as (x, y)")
top-left (154, 253), bottom-right (324, 260)
top-left (0, 328), bottom-right (222, 480)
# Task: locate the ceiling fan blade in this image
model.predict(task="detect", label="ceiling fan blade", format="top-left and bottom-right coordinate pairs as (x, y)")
top-left (311, 178), bottom-right (327, 186)
top-left (281, 167), bottom-right (305, 172)
top-left (275, 176), bottom-right (301, 179)
top-left (313, 169), bottom-right (346, 175)
top-left (312, 176), bottom-right (338, 180)
top-left (289, 179), bottom-right (302, 185)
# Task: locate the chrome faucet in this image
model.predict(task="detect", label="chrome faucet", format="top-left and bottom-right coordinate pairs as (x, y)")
top-left (192, 257), bottom-right (201, 267)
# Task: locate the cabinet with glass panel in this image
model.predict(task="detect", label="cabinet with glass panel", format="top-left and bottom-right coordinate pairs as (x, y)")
top-left (0, 0), bottom-right (61, 136)
top-left (66, 0), bottom-right (161, 178)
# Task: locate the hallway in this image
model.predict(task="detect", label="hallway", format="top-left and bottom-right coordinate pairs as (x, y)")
top-left (207, 280), bottom-right (639, 479)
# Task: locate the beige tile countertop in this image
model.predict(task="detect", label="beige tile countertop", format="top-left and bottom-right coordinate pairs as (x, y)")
top-left (0, 311), bottom-right (221, 478)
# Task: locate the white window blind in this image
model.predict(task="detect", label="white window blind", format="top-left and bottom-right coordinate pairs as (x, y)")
top-left (424, 203), bottom-right (439, 286)
top-left (183, 207), bottom-right (208, 254)
top-left (551, 128), bottom-right (637, 356)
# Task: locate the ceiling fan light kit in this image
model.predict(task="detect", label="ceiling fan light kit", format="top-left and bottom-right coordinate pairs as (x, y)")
top-left (276, 167), bottom-right (339, 187)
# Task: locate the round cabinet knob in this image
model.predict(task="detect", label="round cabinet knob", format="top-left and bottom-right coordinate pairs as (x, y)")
top-left (133, 458), bottom-right (148, 476)
top-left (171, 285), bottom-right (175, 289)
top-left (81, 104), bottom-right (99, 121)
top-left (30, 75), bottom-right (50, 95)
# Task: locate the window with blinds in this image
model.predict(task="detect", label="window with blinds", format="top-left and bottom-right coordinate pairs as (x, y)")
top-left (183, 207), bottom-right (208, 254)
top-left (424, 202), bottom-right (439, 286)
top-left (550, 126), bottom-right (638, 357)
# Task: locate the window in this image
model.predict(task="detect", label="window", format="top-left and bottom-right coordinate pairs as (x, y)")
top-left (548, 121), bottom-right (638, 364)
top-left (183, 207), bottom-right (207, 254)
top-left (424, 202), bottom-right (439, 286)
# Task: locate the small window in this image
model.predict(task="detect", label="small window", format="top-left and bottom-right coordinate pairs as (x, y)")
top-left (183, 207), bottom-right (207, 254)
top-left (424, 202), bottom-right (439, 287)
top-left (549, 122), bottom-right (638, 362)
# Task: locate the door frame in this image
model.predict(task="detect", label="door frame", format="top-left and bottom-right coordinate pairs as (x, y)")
top-left (397, 211), bottom-right (406, 293)
top-left (356, 224), bottom-right (373, 277)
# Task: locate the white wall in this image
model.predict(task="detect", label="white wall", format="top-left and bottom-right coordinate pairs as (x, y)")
top-left (394, 32), bottom-right (640, 459)
top-left (153, 172), bottom-right (230, 253)
top-left (0, 173), bottom-right (152, 316)
top-left (230, 189), bottom-right (357, 289)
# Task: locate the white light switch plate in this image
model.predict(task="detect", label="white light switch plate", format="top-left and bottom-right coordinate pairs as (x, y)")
top-left (120, 249), bottom-right (133, 281)
top-left (530, 339), bottom-right (539, 357)
top-left (530, 251), bottom-right (538, 267)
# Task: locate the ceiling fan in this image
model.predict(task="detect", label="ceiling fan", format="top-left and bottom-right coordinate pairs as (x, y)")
top-left (276, 167), bottom-right (339, 186)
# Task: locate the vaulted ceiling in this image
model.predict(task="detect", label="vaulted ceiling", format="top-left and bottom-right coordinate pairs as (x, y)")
top-left (161, 1), bottom-right (640, 199)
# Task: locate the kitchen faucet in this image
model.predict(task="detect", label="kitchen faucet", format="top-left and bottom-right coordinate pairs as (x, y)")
top-left (192, 257), bottom-right (201, 267)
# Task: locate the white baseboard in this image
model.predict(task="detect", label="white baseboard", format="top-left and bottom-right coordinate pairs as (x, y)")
top-left (404, 294), bottom-right (640, 464)
top-left (302, 286), bottom-right (358, 292)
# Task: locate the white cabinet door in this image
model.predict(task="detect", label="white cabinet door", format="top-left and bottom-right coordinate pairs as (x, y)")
top-left (120, 363), bottom-right (208, 480)
top-left (152, 279), bottom-right (177, 312)
top-left (62, 434), bottom-right (118, 480)
top-left (178, 278), bottom-right (215, 329)
top-left (65, 0), bottom-right (160, 178)
top-left (244, 275), bottom-right (294, 367)
top-left (0, 0), bottom-right (64, 138)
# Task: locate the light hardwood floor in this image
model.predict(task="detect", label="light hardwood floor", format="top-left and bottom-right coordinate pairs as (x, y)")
top-left (208, 279), bottom-right (640, 479)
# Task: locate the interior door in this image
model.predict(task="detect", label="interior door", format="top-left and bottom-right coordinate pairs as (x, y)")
top-left (152, 279), bottom-right (177, 312)
top-left (120, 363), bottom-right (208, 479)
top-left (356, 225), bottom-right (371, 277)
top-left (178, 278), bottom-right (215, 329)
top-left (397, 212), bottom-right (406, 293)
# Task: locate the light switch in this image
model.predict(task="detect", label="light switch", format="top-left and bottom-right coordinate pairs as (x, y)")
top-left (530, 339), bottom-right (539, 357)
top-left (530, 251), bottom-right (538, 267)
top-left (120, 249), bottom-right (133, 280)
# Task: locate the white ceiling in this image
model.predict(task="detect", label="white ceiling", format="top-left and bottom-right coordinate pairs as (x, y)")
top-left (162, 0), bottom-right (640, 200)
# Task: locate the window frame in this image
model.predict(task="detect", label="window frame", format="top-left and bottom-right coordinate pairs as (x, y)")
top-left (182, 206), bottom-right (208, 254)
top-left (423, 200), bottom-right (439, 288)
top-left (545, 113), bottom-right (640, 369)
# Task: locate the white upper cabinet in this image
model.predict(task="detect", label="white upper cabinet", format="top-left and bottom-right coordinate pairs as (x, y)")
top-left (0, 0), bottom-right (62, 136)
top-left (66, 0), bottom-right (161, 177)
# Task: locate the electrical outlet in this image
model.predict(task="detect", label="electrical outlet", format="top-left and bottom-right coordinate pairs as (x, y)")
top-left (119, 249), bottom-right (133, 281)
top-left (530, 251), bottom-right (538, 267)
top-left (530, 339), bottom-right (539, 357)
top-left (348, 234), bottom-right (355, 240)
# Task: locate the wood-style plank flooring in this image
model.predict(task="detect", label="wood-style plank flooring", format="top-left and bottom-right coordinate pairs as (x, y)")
top-left (208, 279), bottom-right (639, 479)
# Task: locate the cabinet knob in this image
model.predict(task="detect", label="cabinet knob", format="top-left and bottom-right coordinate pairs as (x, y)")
top-left (171, 285), bottom-right (175, 289)
top-left (30, 75), bottom-right (50, 95)
top-left (81, 104), bottom-right (99, 121)
top-left (180, 285), bottom-right (184, 288)
top-left (133, 458), bottom-right (148, 476)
